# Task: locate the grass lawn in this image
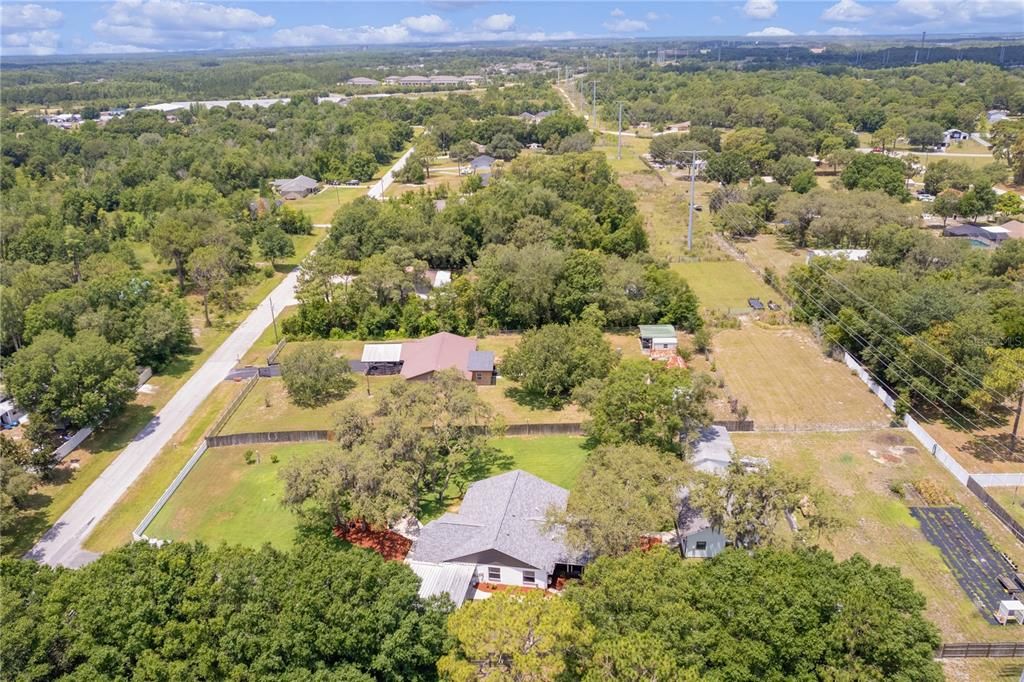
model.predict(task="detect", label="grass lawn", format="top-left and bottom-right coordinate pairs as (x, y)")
top-left (219, 375), bottom-right (396, 435)
top-left (731, 429), bottom-right (1021, 642)
top-left (919, 415), bottom-right (1024, 474)
top-left (620, 171), bottom-right (726, 262)
top-left (478, 381), bottom-right (586, 425)
top-left (734, 234), bottom-right (806, 277)
top-left (594, 132), bottom-right (651, 175)
top-left (83, 381), bottom-right (239, 553)
top-left (141, 435), bottom-right (587, 549)
top-left (492, 435), bottom-right (588, 490)
top-left (712, 323), bottom-right (892, 430)
top-left (988, 487), bottom-right (1024, 527)
top-left (144, 442), bottom-right (322, 548)
top-left (288, 187), bottom-right (365, 224)
top-left (671, 260), bottom-right (779, 312)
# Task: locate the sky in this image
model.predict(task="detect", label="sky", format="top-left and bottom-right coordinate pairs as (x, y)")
top-left (1, 0), bottom-right (1021, 57)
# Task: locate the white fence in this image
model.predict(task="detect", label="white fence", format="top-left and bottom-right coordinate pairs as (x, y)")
top-left (132, 441), bottom-right (208, 542)
top-left (971, 472), bottom-right (1024, 487)
top-left (53, 427), bottom-right (94, 462)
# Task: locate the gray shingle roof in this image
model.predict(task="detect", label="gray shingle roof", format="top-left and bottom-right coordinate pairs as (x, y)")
top-left (408, 470), bottom-right (572, 573)
top-left (691, 426), bottom-right (734, 474)
top-left (466, 350), bottom-right (494, 372)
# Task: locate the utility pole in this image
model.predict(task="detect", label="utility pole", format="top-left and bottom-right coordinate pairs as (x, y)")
top-left (686, 150), bottom-right (705, 252)
top-left (590, 80), bottom-right (597, 131)
top-left (617, 102), bottom-right (623, 160)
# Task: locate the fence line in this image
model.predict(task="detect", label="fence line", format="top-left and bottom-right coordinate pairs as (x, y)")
top-left (935, 642), bottom-right (1024, 658)
top-left (967, 478), bottom-right (1024, 544)
top-left (208, 376), bottom-right (258, 438)
top-left (133, 441), bottom-right (208, 542)
top-left (207, 430), bottom-right (331, 448)
top-left (267, 338), bottom-right (287, 366)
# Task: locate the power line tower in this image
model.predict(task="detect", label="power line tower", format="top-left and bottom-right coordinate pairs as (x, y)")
top-left (617, 102), bottom-right (623, 160)
top-left (685, 150), bottom-right (706, 252)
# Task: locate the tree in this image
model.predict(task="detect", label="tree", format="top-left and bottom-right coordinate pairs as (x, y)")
top-left (281, 369), bottom-right (500, 527)
top-left (255, 224), bottom-right (295, 266)
top-left (907, 120), bottom-right (944, 150)
top-left (995, 190), bottom-right (1023, 217)
top-left (187, 244), bottom-right (234, 326)
top-left (550, 445), bottom-right (687, 558)
top-left (501, 320), bottom-right (618, 406)
top-left (0, 540), bottom-right (450, 680)
top-left (438, 590), bottom-right (591, 682)
top-left (131, 300), bottom-right (193, 369)
top-left (449, 139), bottom-right (478, 173)
top-left (0, 436), bottom-right (39, 515)
top-left (933, 188), bottom-right (961, 226)
top-left (790, 169), bottom-right (816, 194)
top-left (281, 342), bottom-right (356, 408)
top-left (4, 331), bottom-right (137, 428)
top-left (275, 205), bottom-right (312, 235)
top-left (557, 131), bottom-right (593, 154)
top-left (841, 153), bottom-right (910, 201)
top-left (487, 132), bottom-right (522, 161)
top-left (990, 119), bottom-right (1024, 185)
top-left (150, 209), bottom-right (203, 291)
top-left (688, 456), bottom-right (840, 549)
top-left (703, 151), bottom-right (752, 185)
top-left (587, 360), bottom-right (713, 456)
top-left (968, 348), bottom-right (1024, 455)
top-left (772, 154), bottom-right (814, 187)
top-left (564, 547), bottom-right (943, 681)
top-left (712, 202), bottom-right (764, 239)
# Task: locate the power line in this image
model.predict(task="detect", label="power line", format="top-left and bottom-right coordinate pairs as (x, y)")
top-left (787, 280), bottom-right (1015, 461)
top-left (787, 276), bottom-right (1015, 461)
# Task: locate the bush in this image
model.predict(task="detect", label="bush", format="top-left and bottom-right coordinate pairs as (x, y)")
top-left (244, 449), bottom-right (256, 465)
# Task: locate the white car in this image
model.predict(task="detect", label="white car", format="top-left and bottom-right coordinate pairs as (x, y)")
top-left (917, 193), bottom-right (935, 202)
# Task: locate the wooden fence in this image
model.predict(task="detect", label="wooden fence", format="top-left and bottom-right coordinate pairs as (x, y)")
top-left (206, 430), bottom-right (331, 448)
top-left (935, 642), bottom-right (1024, 658)
top-left (967, 478), bottom-right (1024, 544)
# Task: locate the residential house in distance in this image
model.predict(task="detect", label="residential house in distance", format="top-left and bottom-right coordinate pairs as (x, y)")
top-left (944, 223), bottom-right (1010, 244)
top-left (406, 470), bottom-right (585, 605)
top-left (272, 175), bottom-right (319, 200)
top-left (638, 324), bottom-right (678, 356)
top-left (943, 128), bottom-right (968, 146)
top-left (469, 155), bottom-right (495, 173)
top-left (518, 111), bottom-right (554, 124)
top-left (0, 397), bottom-right (26, 429)
top-left (999, 219), bottom-right (1024, 240)
top-left (806, 248), bottom-right (870, 263)
top-left (665, 121), bottom-right (691, 133)
top-left (414, 268), bottom-right (452, 298)
top-left (346, 77), bottom-right (380, 87)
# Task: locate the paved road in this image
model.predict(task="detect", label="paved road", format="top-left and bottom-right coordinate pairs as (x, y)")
top-left (28, 147), bottom-right (414, 568)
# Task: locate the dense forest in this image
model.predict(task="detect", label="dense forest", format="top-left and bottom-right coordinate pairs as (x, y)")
top-left (285, 151), bottom-right (703, 338)
top-left (1, 541), bottom-right (943, 681)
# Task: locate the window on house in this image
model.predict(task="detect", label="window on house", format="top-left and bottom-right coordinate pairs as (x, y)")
top-left (522, 570), bottom-right (535, 585)
top-left (694, 541), bottom-right (707, 551)
top-left (487, 567), bottom-right (501, 582)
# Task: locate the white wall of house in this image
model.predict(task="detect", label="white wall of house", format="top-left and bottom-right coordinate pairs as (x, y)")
top-left (682, 528), bottom-right (727, 558)
top-left (475, 564), bottom-right (546, 588)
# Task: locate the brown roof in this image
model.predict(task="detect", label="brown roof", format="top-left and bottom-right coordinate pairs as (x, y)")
top-left (1000, 219), bottom-right (1024, 239)
top-left (400, 332), bottom-right (477, 379)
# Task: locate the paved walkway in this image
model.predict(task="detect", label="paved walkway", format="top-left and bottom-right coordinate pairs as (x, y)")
top-left (28, 146), bottom-right (414, 568)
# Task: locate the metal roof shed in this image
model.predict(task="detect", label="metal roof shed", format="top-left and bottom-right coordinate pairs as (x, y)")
top-left (361, 343), bottom-right (403, 363)
top-left (638, 324), bottom-right (676, 340)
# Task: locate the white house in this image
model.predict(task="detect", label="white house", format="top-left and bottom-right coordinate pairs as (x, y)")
top-left (943, 128), bottom-right (968, 145)
top-left (638, 324), bottom-right (678, 355)
top-left (0, 398), bottom-right (26, 428)
top-left (406, 470), bottom-right (584, 605)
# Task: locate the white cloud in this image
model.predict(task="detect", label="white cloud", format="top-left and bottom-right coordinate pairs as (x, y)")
top-left (400, 14), bottom-right (450, 34)
top-left (604, 18), bottom-right (649, 33)
top-left (1, 3), bottom-right (62, 32)
top-left (710, 15), bottom-right (723, 23)
top-left (822, 0), bottom-right (873, 22)
top-left (475, 13), bottom-right (515, 32)
top-left (825, 26), bottom-right (864, 35)
top-left (610, 7), bottom-right (625, 17)
top-left (743, 0), bottom-right (778, 19)
top-left (890, 0), bottom-right (1022, 24)
top-left (84, 41), bottom-right (159, 54)
top-left (272, 23), bottom-right (411, 47)
top-left (2, 28), bottom-right (58, 54)
top-left (645, 11), bottom-right (663, 21)
top-left (746, 26), bottom-right (795, 36)
top-left (92, 0), bottom-right (275, 49)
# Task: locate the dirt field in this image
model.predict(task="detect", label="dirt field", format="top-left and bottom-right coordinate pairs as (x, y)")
top-left (731, 429), bottom-right (1023, 643)
top-left (711, 323), bottom-right (892, 430)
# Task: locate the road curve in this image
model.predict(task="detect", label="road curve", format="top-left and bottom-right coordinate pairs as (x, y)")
top-left (28, 147), bottom-right (414, 568)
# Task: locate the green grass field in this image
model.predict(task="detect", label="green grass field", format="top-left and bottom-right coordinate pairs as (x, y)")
top-left (712, 323), bottom-right (891, 429)
top-left (142, 435), bottom-right (587, 549)
top-left (734, 234), bottom-right (807, 277)
top-left (732, 429), bottom-right (1022, 642)
top-left (288, 187), bottom-right (365, 224)
top-left (671, 260), bottom-right (779, 312)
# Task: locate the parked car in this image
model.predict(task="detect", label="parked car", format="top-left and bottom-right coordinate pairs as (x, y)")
top-left (345, 179), bottom-right (360, 186)
top-left (917, 193), bottom-right (935, 202)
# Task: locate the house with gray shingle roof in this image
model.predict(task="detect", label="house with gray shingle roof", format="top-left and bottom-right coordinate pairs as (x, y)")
top-left (271, 175), bottom-right (319, 200)
top-left (406, 470), bottom-right (584, 604)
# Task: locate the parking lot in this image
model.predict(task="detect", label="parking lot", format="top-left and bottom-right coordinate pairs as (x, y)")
top-left (911, 507), bottom-right (1017, 624)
